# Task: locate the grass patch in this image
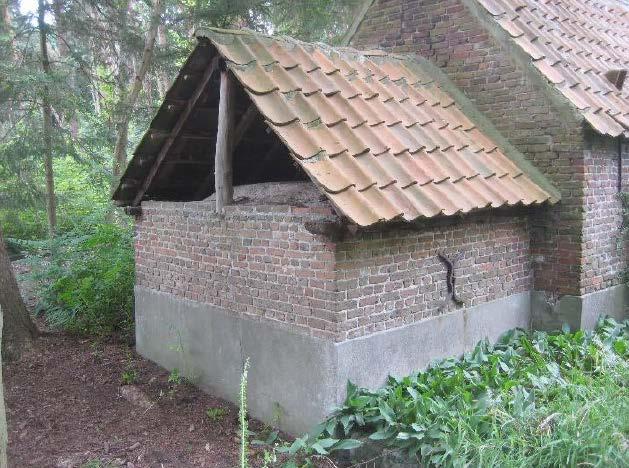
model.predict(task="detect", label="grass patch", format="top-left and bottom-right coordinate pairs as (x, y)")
top-left (284, 317), bottom-right (628, 467)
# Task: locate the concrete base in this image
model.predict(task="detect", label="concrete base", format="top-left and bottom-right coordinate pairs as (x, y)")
top-left (531, 284), bottom-right (628, 331)
top-left (135, 287), bottom-right (530, 434)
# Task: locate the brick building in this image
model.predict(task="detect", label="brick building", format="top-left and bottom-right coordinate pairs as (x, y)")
top-left (350, 0), bottom-right (629, 328)
top-left (114, 13), bottom-right (627, 433)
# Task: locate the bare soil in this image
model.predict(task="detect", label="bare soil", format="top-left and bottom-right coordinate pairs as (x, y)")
top-left (4, 334), bottom-right (272, 467)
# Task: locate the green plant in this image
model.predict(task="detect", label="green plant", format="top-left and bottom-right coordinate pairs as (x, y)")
top-left (239, 358), bottom-right (251, 468)
top-left (27, 220), bottom-right (135, 337)
top-left (206, 406), bottom-right (227, 422)
top-left (288, 317), bottom-right (629, 467)
top-left (81, 460), bottom-right (104, 468)
top-left (120, 369), bottom-right (137, 385)
top-left (262, 449), bottom-right (278, 468)
top-left (120, 350), bottom-right (138, 385)
top-left (168, 368), bottom-right (182, 386)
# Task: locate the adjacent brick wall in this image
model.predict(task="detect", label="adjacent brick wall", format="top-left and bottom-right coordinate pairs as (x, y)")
top-left (581, 131), bottom-right (626, 294)
top-left (136, 201), bottom-right (342, 340)
top-left (136, 199), bottom-right (531, 342)
top-left (352, 0), bottom-right (618, 298)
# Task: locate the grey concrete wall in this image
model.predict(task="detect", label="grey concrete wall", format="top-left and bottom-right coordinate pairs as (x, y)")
top-left (135, 287), bottom-right (531, 434)
top-left (135, 287), bottom-right (338, 434)
top-left (335, 292), bottom-right (530, 398)
top-left (531, 284), bottom-right (628, 331)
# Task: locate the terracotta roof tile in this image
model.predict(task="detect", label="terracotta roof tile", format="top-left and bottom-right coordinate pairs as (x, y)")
top-left (115, 27), bottom-right (559, 223)
top-left (207, 28), bottom-right (559, 225)
top-left (476, 0), bottom-right (629, 137)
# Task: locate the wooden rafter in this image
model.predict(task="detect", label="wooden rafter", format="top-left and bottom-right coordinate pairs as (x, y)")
top-left (131, 56), bottom-right (220, 206)
top-left (231, 105), bottom-right (257, 147)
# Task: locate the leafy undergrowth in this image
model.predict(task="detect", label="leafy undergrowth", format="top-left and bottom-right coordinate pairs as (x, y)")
top-left (283, 317), bottom-right (629, 467)
top-left (15, 219), bottom-right (135, 338)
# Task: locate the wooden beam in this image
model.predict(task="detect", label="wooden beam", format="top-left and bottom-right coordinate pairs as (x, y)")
top-left (194, 103), bottom-right (258, 199)
top-left (340, 0), bottom-right (376, 46)
top-left (149, 131), bottom-right (216, 141)
top-left (131, 56), bottom-right (220, 206)
top-left (164, 102), bottom-right (218, 114)
top-left (163, 160), bottom-right (213, 166)
top-left (214, 69), bottom-right (235, 214)
top-left (231, 104), bottom-right (257, 147)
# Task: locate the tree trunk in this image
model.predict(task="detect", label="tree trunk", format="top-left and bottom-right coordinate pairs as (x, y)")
top-left (38, 0), bottom-right (57, 238)
top-left (156, 23), bottom-right (169, 99)
top-left (1, 0), bottom-right (17, 127)
top-left (109, 0), bottom-right (130, 190)
top-left (52, 0), bottom-right (79, 138)
top-left (1, 0), bottom-right (16, 59)
top-left (0, 307), bottom-right (7, 468)
top-left (111, 0), bottom-right (163, 190)
top-left (0, 227), bottom-right (37, 362)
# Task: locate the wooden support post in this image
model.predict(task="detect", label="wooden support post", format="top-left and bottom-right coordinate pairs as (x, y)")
top-left (195, 103), bottom-right (257, 200)
top-left (214, 69), bottom-right (235, 214)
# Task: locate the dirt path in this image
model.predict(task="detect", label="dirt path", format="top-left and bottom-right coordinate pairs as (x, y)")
top-left (4, 334), bottom-right (268, 467)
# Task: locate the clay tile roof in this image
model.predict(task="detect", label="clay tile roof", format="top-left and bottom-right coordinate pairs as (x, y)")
top-left (114, 28), bottom-right (559, 226)
top-left (476, 0), bottom-right (629, 137)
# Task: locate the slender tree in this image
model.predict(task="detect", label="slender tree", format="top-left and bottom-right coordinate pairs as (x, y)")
top-left (155, 23), bottom-right (169, 99)
top-left (0, 226), bottom-right (38, 361)
top-left (37, 0), bottom-right (57, 237)
top-left (0, 306), bottom-right (7, 468)
top-left (111, 0), bottom-right (163, 189)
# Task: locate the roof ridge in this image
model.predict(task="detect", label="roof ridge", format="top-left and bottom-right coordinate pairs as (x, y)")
top-left (195, 26), bottom-right (416, 66)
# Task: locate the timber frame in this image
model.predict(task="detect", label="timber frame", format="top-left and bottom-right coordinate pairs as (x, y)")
top-left (132, 56), bottom-right (221, 206)
top-left (113, 40), bottom-right (305, 209)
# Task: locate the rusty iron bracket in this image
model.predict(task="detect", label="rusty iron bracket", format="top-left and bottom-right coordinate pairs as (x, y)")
top-left (437, 251), bottom-right (464, 309)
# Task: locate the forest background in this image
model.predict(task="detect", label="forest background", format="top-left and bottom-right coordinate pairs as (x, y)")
top-left (0, 0), bottom-right (362, 336)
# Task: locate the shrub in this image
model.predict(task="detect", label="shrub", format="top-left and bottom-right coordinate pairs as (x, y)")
top-left (31, 221), bottom-right (135, 337)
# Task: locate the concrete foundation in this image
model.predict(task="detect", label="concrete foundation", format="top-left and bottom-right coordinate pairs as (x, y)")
top-left (135, 286), bottom-right (531, 434)
top-left (531, 284), bottom-right (628, 331)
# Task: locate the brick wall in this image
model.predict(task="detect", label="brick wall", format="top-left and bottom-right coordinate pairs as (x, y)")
top-left (581, 131), bottom-right (626, 294)
top-left (335, 210), bottom-right (532, 339)
top-left (136, 199), bottom-right (532, 342)
top-left (352, 0), bottom-right (598, 297)
top-left (135, 201), bottom-right (342, 341)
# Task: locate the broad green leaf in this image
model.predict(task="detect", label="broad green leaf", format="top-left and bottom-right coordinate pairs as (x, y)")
top-left (316, 438), bottom-right (339, 449)
top-left (332, 439), bottom-right (363, 451)
top-left (310, 442), bottom-right (329, 455)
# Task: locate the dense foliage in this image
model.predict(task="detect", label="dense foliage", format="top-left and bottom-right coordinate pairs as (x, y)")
top-left (21, 219), bottom-right (135, 337)
top-left (0, 0), bottom-right (363, 247)
top-left (286, 318), bottom-right (629, 467)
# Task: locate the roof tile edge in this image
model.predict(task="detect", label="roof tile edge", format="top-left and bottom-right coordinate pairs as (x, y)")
top-left (397, 54), bottom-right (561, 203)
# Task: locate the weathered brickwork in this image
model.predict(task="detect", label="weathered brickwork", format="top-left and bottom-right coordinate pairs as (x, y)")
top-left (581, 131), bottom-right (627, 294)
top-left (136, 201), bottom-right (341, 340)
top-left (623, 141), bottom-right (629, 194)
top-left (335, 211), bottom-right (531, 339)
top-left (351, 0), bottom-right (626, 297)
top-left (135, 200), bottom-right (531, 342)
